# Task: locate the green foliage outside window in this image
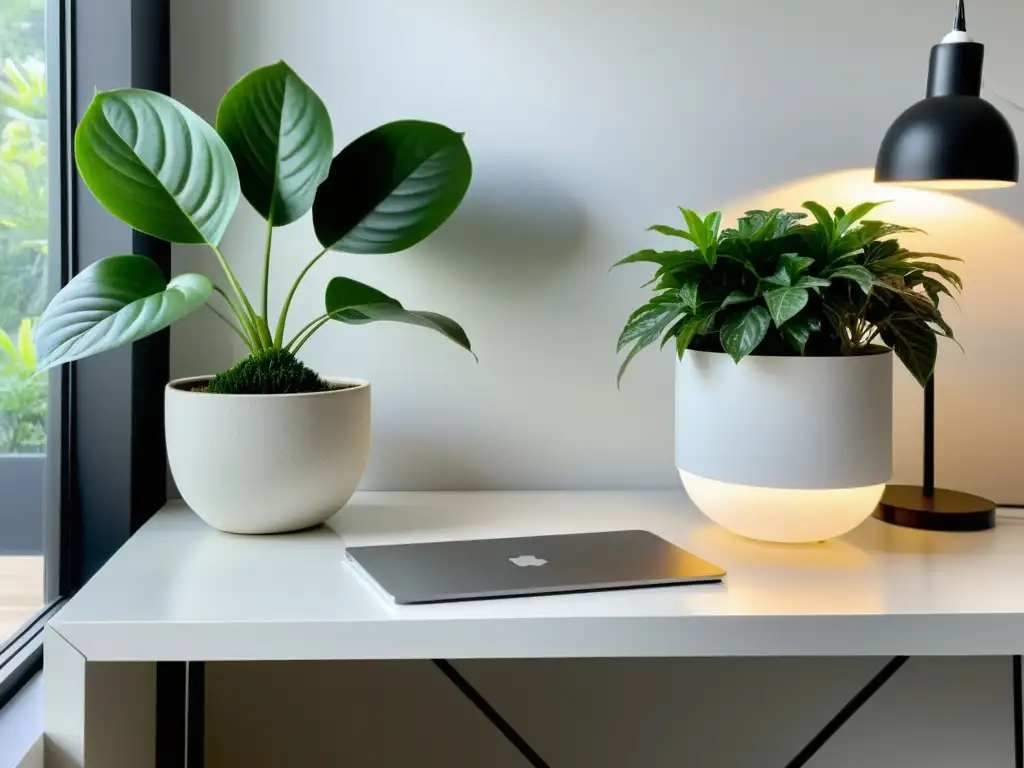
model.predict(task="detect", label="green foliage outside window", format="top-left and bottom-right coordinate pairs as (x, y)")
top-left (0, 0), bottom-right (47, 453)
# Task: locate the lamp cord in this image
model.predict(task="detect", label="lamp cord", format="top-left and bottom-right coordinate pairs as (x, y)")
top-left (984, 84), bottom-right (1024, 116)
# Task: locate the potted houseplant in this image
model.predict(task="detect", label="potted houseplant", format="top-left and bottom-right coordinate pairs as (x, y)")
top-left (615, 202), bottom-right (961, 543)
top-left (34, 61), bottom-right (476, 534)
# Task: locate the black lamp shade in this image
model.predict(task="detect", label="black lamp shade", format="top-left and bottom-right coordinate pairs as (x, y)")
top-left (875, 96), bottom-right (1018, 185)
top-left (875, 39), bottom-right (1019, 187)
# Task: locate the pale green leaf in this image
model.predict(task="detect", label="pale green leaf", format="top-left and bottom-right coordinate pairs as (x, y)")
top-left (74, 89), bottom-right (240, 245)
top-left (36, 255), bottom-right (212, 370)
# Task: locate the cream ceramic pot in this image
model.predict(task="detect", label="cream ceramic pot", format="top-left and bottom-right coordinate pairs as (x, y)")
top-left (165, 377), bottom-right (370, 534)
top-left (676, 350), bottom-right (893, 543)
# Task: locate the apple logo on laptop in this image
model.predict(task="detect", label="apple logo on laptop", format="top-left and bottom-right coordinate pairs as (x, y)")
top-left (509, 554), bottom-right (547, 567)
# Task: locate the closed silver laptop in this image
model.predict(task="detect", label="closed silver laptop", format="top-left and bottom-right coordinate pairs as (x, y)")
top-left (345, 530), bottom-right (725, 605)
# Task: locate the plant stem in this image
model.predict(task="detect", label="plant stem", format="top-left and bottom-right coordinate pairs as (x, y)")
top-left (261, 218), bottom-right (273, 330)
top-left (285, 312), bottom-right (329, 353)
top-left (211, 284), bottom-right (259, 349)
top-left (289, 316), bottom-right (331, 355)
top-left (204, 303), bottom-right (255, 352)
top-left (210, 244), bottom-right (269, 349)
top-left (275, 246), bottom-right (329, 347)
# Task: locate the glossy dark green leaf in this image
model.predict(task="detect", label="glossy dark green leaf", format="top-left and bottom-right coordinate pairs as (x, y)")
top-left (216, 61), bottom-right (333, 226)
top-left (611, 249), bottom-right (700, 270)
top-left (617, 300), bottom-right (684, 353)
top-left (703, 211), bottom-right (722, 241)
top-left (780, 253), bottom-right (815, 281)
top-left (906, 261), bottom-right (963, 291)
top-left (878, 315), bottom-right (937, 387)
top-left (802, 201), bottom-right (835, 244)
top-left (313, 120), bottom-right (472, 254)
top-left (764, 286), bottom-right (809, 327)
top-left (751, 209), bottom-right (781, 241)
top-left (830, 264), bottom-right (876, 293)
top-left (675, 312), bottom-right (713, 359)
top-left (679, 208), bottom-right (708, 250)
top-left (677, 283), bottom-right (699, 312)
top-left (720, 291), bottom-right (754, 308)
top-left (781, 315), bottom-right (820, 354)
top-left (795, 275), bottom-right (832, 289)
top-left (75, 89), bottom-right (240, 245)
top-left (720, 305), bottom-right (770, 363)
top-left (36, 255), bottom-right (212, 370)
top-left (325, 277), bottom-right (474, 356)
top-left (836, 201), bottom-right (886, 237)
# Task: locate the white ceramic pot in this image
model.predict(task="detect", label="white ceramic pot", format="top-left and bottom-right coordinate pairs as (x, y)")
top-left (165, 377), bottom-right (370, 534)
top-left (676, 350), bottom-right (893, 543)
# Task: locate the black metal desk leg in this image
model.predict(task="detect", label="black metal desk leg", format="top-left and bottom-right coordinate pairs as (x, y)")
top-left (1014, 655), bottom-right (1022, 768)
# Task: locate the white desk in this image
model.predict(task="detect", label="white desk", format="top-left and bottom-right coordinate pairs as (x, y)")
top-left (42, 492), bottom-right (1024, 766)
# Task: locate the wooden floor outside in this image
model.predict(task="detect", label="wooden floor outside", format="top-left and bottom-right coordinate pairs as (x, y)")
top-left (0, 556), bottom-right (44, 641)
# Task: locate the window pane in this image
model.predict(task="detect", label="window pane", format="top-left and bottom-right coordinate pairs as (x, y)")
top-left (0, 0), bottom-right (47, 645)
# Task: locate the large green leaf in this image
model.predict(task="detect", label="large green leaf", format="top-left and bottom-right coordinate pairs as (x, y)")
top-left (35, 255), bottom-right (212, 370)
top-left (719, 305), bottom-right (770, 363)
top-left (878, 315), bottom-right (937, 387)
top-left (764, 286), bottom-right (809, 327)
top-left (216, 61), bottom-right (333, 226)
top-left (75, 89), bottom-right (240, 245)
top-left (313, 121), bottom-right (472, 254)
top-left (324, 277), bottom-right (474, 356)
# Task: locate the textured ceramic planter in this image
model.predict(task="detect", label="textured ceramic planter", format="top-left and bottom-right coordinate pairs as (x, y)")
top-left (676, 350), bottom-right (893, 543)
top-left (166, 377), bottom-right (370, 534)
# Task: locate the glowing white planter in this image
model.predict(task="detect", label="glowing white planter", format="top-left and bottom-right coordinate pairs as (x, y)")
top-left (166, 377), bottom-right (371, 534)
top-left (676, 350), bottom-right (893, 543)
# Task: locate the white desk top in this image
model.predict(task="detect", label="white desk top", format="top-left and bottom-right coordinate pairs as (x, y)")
top-left (51, 492), bottom-right (1024, 661)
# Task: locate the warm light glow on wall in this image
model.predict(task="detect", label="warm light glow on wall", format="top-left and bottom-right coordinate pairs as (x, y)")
top-left (886, 179), bottom-right (1017, 191)
top-left (720, 168), bottom-right (985, 227)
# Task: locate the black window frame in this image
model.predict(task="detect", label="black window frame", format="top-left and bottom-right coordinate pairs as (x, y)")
top-left (0, 0), bottom-right (171, 711)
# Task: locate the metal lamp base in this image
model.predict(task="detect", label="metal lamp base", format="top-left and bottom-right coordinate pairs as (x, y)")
top-left (874, 484), bottom-right (996, 532)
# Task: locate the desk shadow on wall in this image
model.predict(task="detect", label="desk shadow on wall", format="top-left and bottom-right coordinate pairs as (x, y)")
top-left (426, 156), bottom-right (589, 289)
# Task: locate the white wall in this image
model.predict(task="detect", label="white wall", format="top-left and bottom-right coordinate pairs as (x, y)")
top-left (171, 0), bottom-right (1024, 498)
top-left (170, 1), bottom-right (1024, 765)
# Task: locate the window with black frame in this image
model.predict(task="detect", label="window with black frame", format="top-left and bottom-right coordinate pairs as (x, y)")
top-left (0, 0), bottom-right (171, 715)
top-left (0, 0), bottom-right (51, 650)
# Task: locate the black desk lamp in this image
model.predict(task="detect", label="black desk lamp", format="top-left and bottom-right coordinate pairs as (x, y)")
top-left (874, 0), bottom-right (1019, 531)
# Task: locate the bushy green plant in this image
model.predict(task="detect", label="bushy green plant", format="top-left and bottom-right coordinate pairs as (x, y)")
top-left (0, 317), bottom-right (45, 452)
top-left (614, 202), bottom-right (960, 386)
top-left (33, 61), bottom-right (476, 392)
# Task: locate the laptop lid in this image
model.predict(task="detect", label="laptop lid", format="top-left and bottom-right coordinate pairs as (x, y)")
top-left (345, 529), bottom-right (725, 605)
